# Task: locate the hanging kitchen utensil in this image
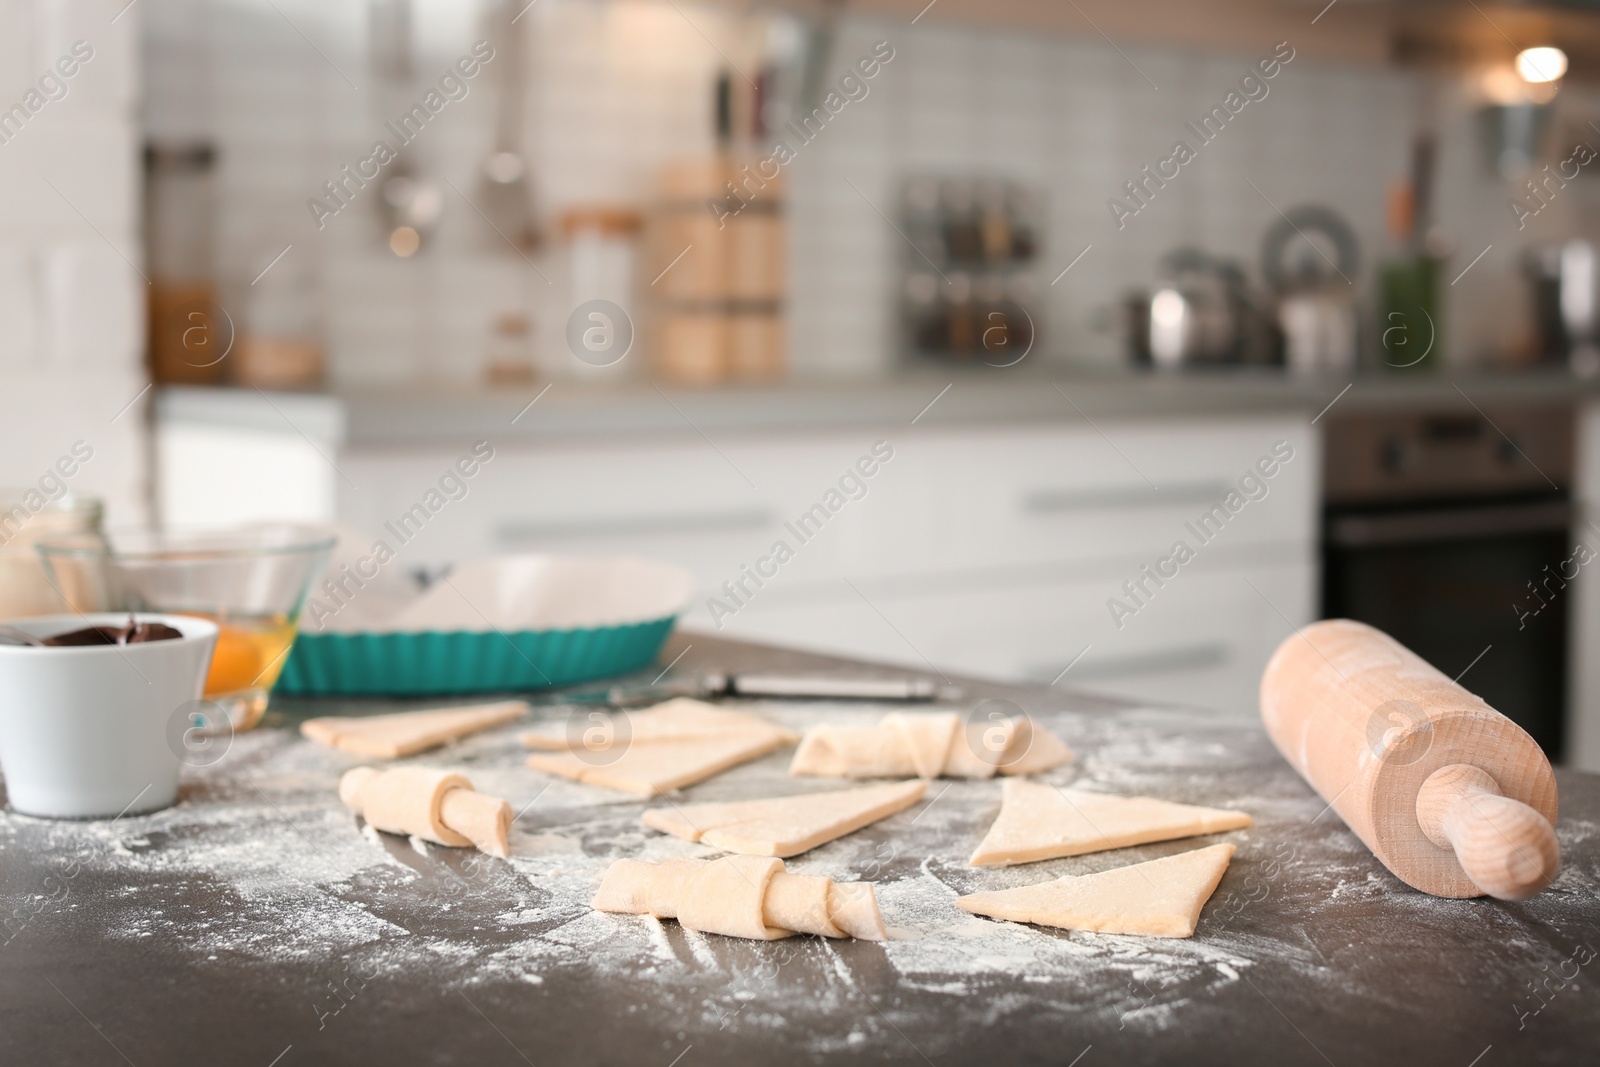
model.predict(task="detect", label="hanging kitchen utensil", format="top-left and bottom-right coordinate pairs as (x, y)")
top-left (795, 0), bottom-right (845, 115)
top-left (479, 0), bottom-right (539, 251)
top-left (370, 0), bottom-right (442, 255)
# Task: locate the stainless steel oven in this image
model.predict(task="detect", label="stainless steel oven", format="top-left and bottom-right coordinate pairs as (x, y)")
top-left (1322, 404), bottom-right (1574, 758)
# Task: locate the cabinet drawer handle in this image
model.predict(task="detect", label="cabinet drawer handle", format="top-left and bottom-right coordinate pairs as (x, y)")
top-left (1326, 499), bottom-right (1571, 548)
top-left (1021, 483), bottom-right (1231, 515)
top-left (498, 508), bottom-right (776, 543)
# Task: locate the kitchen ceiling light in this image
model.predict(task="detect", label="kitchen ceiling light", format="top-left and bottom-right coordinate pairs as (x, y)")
top-left (1516, 46), bottom-right (1567, 85)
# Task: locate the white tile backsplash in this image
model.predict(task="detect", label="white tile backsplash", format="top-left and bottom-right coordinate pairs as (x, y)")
top-left (33, 2), bottom-right (139, 113)
top-left (41, 242), bottom-right (143, 369)
top-left (123, 0), bottom-right (1600, 384)
top-left (0, 114), bottom-right (139, 242)
top-left (0, 244), bottom-right (39, 367)
top-left (0, 0), bottom-right (38, 102)
top-left (0, 0), bottom-right (147, 524)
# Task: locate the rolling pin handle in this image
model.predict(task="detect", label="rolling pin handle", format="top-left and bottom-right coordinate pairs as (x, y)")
top-left (1415, 764), bottom-right (1560, 901)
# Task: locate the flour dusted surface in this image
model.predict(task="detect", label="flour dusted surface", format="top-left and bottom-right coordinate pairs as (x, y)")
top-left (4, 695), bottom-right (1594, 1062)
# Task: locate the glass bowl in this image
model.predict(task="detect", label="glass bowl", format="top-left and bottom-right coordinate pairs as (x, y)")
top-left (37, 524), bottom-right (335, 731)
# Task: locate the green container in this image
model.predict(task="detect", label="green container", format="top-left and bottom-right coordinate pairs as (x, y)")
top-left (274, 616), bottom-right (678, 697)
top-left (1377, 254), bottom-right (1443, 371)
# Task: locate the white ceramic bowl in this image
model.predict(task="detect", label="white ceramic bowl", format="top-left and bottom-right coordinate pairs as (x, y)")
top-left (0, 613), bottom-right (218, 818)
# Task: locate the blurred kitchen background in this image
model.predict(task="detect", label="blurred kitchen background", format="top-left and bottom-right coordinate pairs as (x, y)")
top-left (5, 0), bottom-right (1600, 765)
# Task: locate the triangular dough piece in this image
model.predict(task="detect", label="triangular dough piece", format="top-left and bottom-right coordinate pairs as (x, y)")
top-left (882, 712), bottom-right (959, 779)
top-left (301, 700), bottom-right (527, 758)
top-left (957, 843), bottom-right (1235, 937)
top-left (969, 780), bottom-right (1252, 867)
top-left (520, 698), bottom-right (796, 751)
top-left (642, 780), bottom-right (927, 857)
top-left (527, 730), bottom-right (788, 796)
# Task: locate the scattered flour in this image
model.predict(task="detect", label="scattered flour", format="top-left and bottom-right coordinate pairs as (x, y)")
top-left (4, 697), bottom-right (1587, 1055)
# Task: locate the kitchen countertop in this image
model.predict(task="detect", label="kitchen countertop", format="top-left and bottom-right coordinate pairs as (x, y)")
top-left (3, 634), bottom-right (1598, 1065)
top-left (157, 366), bottom-right (1598, 447)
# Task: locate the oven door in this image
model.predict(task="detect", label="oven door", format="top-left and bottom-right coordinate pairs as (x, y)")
top-left (1323, 495), bottom-right (1573, 758)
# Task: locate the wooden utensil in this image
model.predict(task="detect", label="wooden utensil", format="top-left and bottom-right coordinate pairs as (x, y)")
top-left (1260, 619), bottom-right (1559, 900)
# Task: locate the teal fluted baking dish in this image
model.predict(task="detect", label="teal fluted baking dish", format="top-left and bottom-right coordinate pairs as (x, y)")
top-left (275, 617), bottom-right (677, 696)
top-left (275, 555), bottom-right (692, 697)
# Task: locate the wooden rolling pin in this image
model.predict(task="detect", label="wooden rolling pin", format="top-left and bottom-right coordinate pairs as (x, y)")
top-left (1260, 619), bottom-right (1559, 900)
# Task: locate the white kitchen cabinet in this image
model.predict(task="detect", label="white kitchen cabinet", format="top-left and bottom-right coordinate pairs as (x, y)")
top-left (696, 416), bottom-right (1317, 718)
top-left (158, 384), bottom-right (1318, 713)
top-left (156, 389), bottom-right (343, 527)
top-left (720, 548), bottom-right (1313, 718)
top-left (335, 412), bottom-right (1318, 715)
top-left (336, 436), bottom-right (784, 579)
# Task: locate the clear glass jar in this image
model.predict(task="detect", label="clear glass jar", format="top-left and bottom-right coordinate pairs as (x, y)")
top-left (0, 493), bottom-right (105, 619)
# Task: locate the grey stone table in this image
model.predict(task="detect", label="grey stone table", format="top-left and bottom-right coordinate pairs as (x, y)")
top-left (2, 634), bottom-right (1597, 1066)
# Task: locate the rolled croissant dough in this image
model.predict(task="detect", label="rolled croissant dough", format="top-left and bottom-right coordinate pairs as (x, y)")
top-left (593, 854), bottom-right (886, 940)
top-left (524, 698), bottom-right (796, 796)
top-left (970, 779), bottom-right (1252, 866)
top-left (340, 766), bottom-right (512, 857)
top-left (790, 711), bottom-right (1073, 780)
top-left (890, 713), bottom-right (956, 778)
top-left (641, 780), bottom-right (926, 857)
top-left (957, 843), bottom-right (1236, 938)
top-left (303, 700), bottom-right (527, 758)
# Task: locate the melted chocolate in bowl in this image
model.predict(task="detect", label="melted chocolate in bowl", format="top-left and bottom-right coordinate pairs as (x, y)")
top-left (38, 616), bottom-right (184, 646)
